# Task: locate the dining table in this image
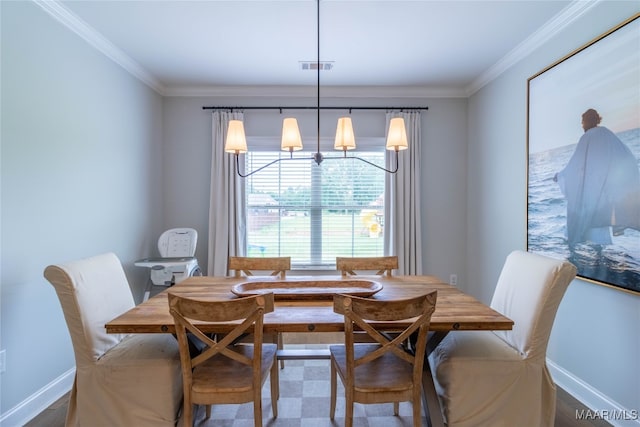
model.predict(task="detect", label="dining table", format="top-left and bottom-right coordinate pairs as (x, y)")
top-left (106, 274), bottom-right (513, 427)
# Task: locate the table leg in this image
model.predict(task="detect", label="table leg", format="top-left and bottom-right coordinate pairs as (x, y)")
top-left (422, 331), bottom-right (448, 427)
top-left (142, 277), bottom-right (152, 302)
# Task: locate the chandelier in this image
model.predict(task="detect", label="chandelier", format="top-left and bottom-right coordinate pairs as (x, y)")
top-left (221, 0), bottom-right (416, 178)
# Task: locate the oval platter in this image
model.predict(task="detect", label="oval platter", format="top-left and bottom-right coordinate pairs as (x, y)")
top-left (231, 278), bottom-right (382, 300)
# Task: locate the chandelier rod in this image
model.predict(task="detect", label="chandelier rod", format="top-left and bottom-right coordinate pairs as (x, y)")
top-left (233, 149), bottom-right (400, 178)
top-left (202, 106), bottom-right (428, 111)
top-left (315, 0), bottom-right (321, 165)
top-left (222, 0), bottom-right (420, 177)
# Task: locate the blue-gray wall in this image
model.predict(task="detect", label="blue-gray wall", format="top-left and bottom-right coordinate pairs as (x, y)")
top-left (1, 2), bottom-right (163, 421)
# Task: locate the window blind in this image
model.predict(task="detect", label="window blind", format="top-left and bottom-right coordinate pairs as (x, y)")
top-left (244, 150), bottom-right (385, 268)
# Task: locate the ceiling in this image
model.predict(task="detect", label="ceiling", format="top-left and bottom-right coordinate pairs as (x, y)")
top-left (47, 0), bottom-right (585, 97)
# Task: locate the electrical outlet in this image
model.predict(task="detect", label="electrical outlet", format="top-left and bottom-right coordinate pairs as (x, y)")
top-left (449, 274), bottom-right (457, 286)
top-left (0, 350), bottom-right (6, 373)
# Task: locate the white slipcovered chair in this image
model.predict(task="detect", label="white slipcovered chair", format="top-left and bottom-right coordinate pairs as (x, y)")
top-left (429, 250), bottom-right (577, 427)
top-left (44, 252), bottom-right (183, 427)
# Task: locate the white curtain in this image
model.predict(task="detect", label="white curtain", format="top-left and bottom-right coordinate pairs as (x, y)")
top-left (207, 110), bottom-right (246, 276)
top-left (384, 110), bottom-right (423, 275)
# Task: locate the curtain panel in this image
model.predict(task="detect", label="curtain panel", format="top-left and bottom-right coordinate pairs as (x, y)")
top-left (384, 110), bottom-right (423, 275)
top-left (207, 110), bottom-right (246, 276)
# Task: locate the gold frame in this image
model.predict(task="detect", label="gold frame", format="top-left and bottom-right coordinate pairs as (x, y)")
top-left (526, 14), bottom-right (640, 295)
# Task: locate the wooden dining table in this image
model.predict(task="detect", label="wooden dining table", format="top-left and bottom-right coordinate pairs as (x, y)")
top-left (106, 274), bottom-right (513, 427)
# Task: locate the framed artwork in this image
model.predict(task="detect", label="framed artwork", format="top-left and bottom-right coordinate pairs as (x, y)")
top-left (527, 14), bottom-right (640, 294)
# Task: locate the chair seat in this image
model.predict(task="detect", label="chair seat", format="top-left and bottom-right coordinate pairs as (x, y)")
top-left (430, 331), bottom-right (548, 427)
top-left (192, 343), bottom-right (277, 395)
top-left (76, 330), bottom-right (183, 426)
top-left (431, 330), bottom-right (523, 363)
top-left (429, 331), bottom-right (529, 396)
top-left (330, 344), bottom-right (414, 393)
top-left (100, 333), bottom-right (182, 367)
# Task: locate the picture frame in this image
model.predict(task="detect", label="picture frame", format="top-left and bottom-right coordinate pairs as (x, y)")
top-left (527, 13), bottom-right (640, 294)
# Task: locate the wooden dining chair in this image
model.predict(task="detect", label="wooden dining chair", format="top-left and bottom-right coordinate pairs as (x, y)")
top-left (168, 292), bottom-right (279, 427)
top-left (329, 291), bottom-right (437, 427)
top-left (336, 255), bottom-right (398, 277)
top-left (229, 256), bottom-right (291, 279)
top-left (229, 256), bottom-right (291, 368)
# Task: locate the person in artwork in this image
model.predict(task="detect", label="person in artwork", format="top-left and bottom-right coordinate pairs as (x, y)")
top-left (554, 108), bottom-right (640, 249)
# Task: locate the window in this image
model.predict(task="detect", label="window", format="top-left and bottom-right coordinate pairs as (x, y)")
top-left (244, 140), bottom-right (386, 268)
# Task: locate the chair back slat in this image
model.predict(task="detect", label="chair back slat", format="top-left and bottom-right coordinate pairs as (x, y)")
top-left (229, 256), bottom-right (291, 279)
top-left (336, 256), bottom-right (398, 277)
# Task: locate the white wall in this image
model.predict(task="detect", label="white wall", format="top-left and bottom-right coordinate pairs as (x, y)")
top-left (1, 1), bottom-right (163, 420)
top-left (466, 1), bottom-right (639, 420)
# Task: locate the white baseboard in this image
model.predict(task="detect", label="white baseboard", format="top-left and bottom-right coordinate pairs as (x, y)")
top-left (548, 359), bottom-right (640, 427)
top-left (0, 368), bottom-right (74, 427)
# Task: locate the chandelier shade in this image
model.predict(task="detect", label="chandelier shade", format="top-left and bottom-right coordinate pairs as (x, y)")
top-left (281, 118), bottom-right (303, 152)
top-left (334, 117), bottom-right (356, 151)
top-left (386, 117), bottom-right (409, 151)
top-left (224, 119), bottom-right (248, 154)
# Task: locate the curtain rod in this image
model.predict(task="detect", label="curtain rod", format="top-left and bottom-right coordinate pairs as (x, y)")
top-left (202, 106), bottom-right (428, 112)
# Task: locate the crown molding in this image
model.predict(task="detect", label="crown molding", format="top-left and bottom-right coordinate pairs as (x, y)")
top-left (33, 0), bottom-right (167, 95)
top-left (465, 0), bottom-right (601, 96)
top-left (164, 84), bottom-right (467, 99)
